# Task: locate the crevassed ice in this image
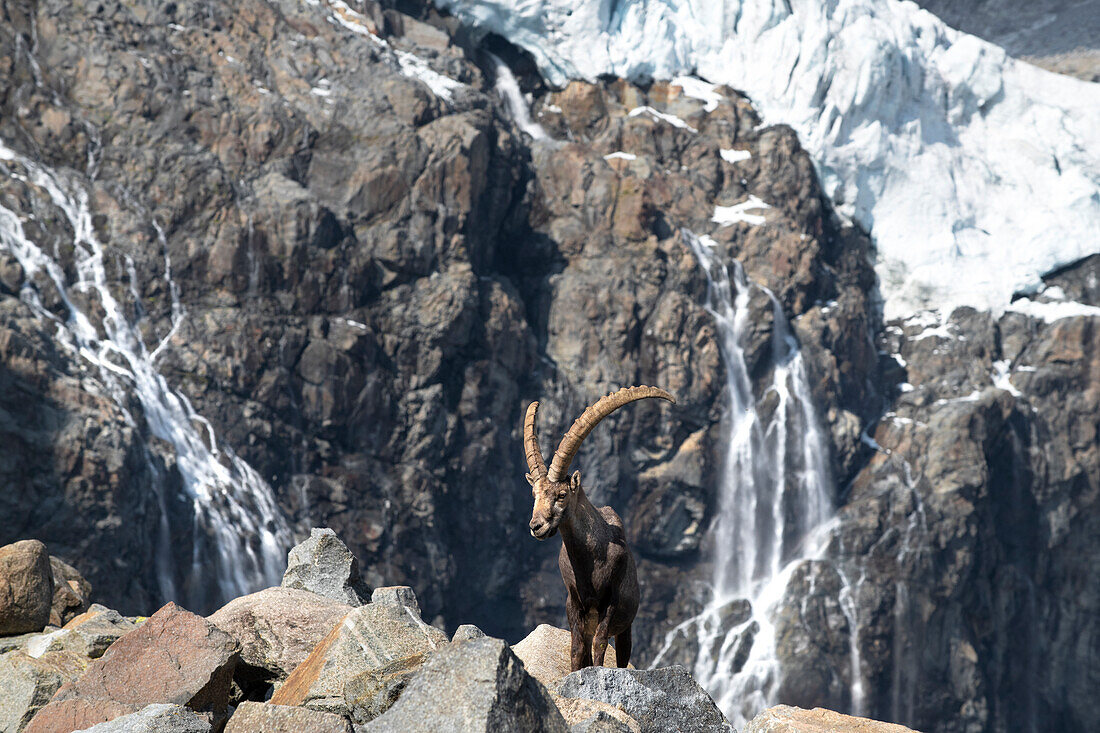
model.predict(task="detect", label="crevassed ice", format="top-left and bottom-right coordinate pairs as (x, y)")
top-left (431, 0), bottom-right (1100, 319)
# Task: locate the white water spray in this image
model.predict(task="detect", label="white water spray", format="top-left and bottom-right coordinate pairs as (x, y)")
top-left (653, 230), bottom-right (836, 727)
top-left (487, 52), bottom-right (550, 141)
top-left (0, 142), bottom-right (292, 611)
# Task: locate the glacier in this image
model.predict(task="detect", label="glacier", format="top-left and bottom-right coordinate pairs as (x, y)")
top-left (433, 0), bottom-right (1100, 319)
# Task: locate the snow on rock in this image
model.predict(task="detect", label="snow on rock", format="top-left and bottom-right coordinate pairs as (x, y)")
top-left (627, 105), bottom-right (698, 132)
top-left (431, 0), bottom-right (1100, 318)
top-left (720, 148), bottom-right (752, 164)
top-left (712, 195), bottom-right (771, 226)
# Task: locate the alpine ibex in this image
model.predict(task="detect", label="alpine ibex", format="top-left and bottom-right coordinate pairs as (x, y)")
top-left (523, 385), bottom-right (675, 672)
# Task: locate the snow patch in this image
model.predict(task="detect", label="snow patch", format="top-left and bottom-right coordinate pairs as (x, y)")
top-left (671, 75), bottom-right (723, 111)
top-left (1006, 297), bottom-right (1100, 322)
top-left (604, 151), bottom-right (637, 161)
top-left (627, 105), bottom-right (698, 132)
top-left (720, 148), bottom-right (752, 164)
top-left (712, 195), bottom-right (771, 227)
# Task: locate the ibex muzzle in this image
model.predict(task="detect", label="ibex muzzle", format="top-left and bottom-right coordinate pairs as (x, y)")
top-left (523, 385), bottom-right (675, 671)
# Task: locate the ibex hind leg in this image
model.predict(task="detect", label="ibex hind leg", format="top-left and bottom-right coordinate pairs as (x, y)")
top-left (614, 626), bottom-right (632, 668)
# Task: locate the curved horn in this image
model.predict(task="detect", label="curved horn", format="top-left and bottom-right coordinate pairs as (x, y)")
top-left (548, 385), bottom-right (675, 483)
top-left (523, 401), bottom-right (548, 477)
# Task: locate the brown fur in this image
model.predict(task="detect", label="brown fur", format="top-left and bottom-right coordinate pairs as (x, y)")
top-left (523, 386), bottom-right (673, 672)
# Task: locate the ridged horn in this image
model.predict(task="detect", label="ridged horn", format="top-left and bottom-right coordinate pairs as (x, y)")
top-left (523, 401), bottom-right (548, 477)
top-left (547, 385), bottom-right (675, 483)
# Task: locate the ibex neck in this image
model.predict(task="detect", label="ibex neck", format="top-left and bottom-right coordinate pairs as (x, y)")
top-left (559, 488), bottom-right (605, 551)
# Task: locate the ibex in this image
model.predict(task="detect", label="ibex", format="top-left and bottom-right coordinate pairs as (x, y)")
top-left (523, 385), bottom-right (675, 672)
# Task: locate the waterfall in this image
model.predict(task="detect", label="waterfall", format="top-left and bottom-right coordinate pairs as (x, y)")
top-left (653, 230), bottom-right (835, 727)
top-left (487, 52), bottom-right (550, 141)
top-left (0, 141), bottom-right (292, 612)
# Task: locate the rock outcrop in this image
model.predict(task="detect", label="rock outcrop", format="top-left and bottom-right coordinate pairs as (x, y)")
top-left (555, 665), bottom-right (732, 733)
top-left (0, 541), bottom-right (54, 635)
top-left (208, 586), bottom-right (353, 685)
top-left (269, 586), bottom-right (447, 720)
top-left (744, 705), bottom-right (919, 733)
top-left (281, 529), bottom-right (372, 606)
top-left (25, 602), bottom-right (239, 733)
top-left (363, 637), bottom-right (569, 732)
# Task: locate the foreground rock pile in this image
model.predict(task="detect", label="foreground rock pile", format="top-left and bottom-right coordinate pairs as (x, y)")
top-left (0, 532), bottom-right (919, 732)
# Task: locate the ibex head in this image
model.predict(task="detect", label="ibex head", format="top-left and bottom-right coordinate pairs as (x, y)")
top-left (523, 385), bottom-right (675, 540)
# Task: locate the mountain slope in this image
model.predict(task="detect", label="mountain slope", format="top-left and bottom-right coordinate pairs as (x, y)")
top-left (431, 0), bottom-right (1100, 319)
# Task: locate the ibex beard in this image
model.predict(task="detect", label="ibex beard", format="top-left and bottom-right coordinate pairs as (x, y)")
top-left (523, 385), bottom-right (675, 672)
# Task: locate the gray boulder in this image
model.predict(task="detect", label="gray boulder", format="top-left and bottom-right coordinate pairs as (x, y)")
top-left (0, 648), bottom-right (85, 731)
top-left (281, 529), bottom-right (371, 606)
top-left (269, 594), bottom-right (447, 719)
top-left (364, 637), bottom-right (569, 732)
top-left (571, 711), bottom-right (636, 733)
top-left (555, 666), bottom-right (732, 733)
top-left (27, 605), bottom-right (138, 659)
top-left (224, 702), bottom-right (351, 733)
top-left (74, 703), bottom-right (211, 733)
top-left (452, 624), bottom-right (486, 642)
top-left (208, 587), bottom-right (352, 682)
top-left (0, 540), bottom-right (54, 635)
top-left (742, 705), bottom-right (918, 732)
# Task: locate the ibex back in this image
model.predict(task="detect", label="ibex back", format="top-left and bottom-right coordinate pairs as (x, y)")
top-left (523, 385), bottom-right (675, 672)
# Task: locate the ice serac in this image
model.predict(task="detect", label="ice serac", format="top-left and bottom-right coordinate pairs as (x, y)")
top-left (430, 0), bottom-right (1100, 319)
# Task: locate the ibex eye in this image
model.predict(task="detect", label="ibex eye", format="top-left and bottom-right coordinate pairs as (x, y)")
top-left (557, 492), bottom-right (567, 500)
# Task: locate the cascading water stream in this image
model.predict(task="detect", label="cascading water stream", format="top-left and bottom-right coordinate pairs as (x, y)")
top-left (652, 230), bottom-right (836, 727)
top-left (0, 141), bottom-right (292, 611)
top-left (486, 51), bottom-right (550, 141)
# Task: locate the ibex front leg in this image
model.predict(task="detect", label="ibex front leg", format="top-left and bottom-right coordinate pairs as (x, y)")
top-left (592, 603), bottom-right (616, 667)
top-left (567, 592), bottom-right (592, 671)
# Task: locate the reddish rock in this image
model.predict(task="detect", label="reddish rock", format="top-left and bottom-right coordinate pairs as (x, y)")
top-left (224, 702), bottom-right (352, 733)
top-left (0, 540), bottom-right (54, 635)
top-left (48, 556), bottom-right (92, 627)
top-left (24, 602), bottom-right (239, 733)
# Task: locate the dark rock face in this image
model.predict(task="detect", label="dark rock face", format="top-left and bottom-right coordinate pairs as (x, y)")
top-left (0, 540), bottom-right (54, 635)
top-left (779, 292), bottom-right (1100, 732)
top-left (0, 0), bottom-right (878, 650)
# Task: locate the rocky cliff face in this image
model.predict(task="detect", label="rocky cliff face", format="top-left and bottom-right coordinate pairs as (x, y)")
top-left (0, 0), bottom-right (1096, 731)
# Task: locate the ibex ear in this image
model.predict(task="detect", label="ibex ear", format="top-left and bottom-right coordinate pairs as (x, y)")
top-left (525, 473), bottom-right (536, 486)
top-left (570, 471), bottom-right (581, 492)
